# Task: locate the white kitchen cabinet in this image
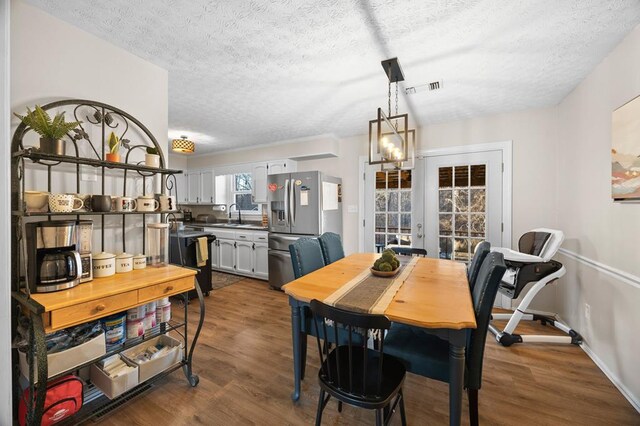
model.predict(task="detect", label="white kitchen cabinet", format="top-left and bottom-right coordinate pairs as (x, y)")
top-left (235, 241), bottom-right (254, 275)
top-left (217, 238), bottom-right (236, 272)
top-left (253, 242), bottom-right (269, 279)
top-left (267, 160), bottom-right (297, 175)
top-left (210, 229), bottom-right (269, 281)
top-left (174, 173), bottom-right (189, 203)
top-left (187, 172), bottom-right (201, 203)
top-left (201, 170), bottom-right (215, 204)
top-left (251, 162), bottom-right (268, 204)
top-left (210, 239), bottom-right (220, 269)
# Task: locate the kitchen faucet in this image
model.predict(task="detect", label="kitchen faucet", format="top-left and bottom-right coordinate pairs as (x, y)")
top-left (228, 204), bottom-right (242, 224)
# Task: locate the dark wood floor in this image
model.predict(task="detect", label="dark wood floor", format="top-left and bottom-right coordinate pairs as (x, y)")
top-left (97, 278), bottom-right (639, 425)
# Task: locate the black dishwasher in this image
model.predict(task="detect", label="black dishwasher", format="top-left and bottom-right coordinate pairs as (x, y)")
top-left (169, 231), bottom-right (216, 297)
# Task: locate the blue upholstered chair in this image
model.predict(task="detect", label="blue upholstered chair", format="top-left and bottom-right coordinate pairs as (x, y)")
top-left (318, 232), bottom-right (345, 265)
top-left (382, 252), bottom-right (506, 426)
top-left (289, 237), bottom-right (326, 279)
top-left (467, 241), bottom-right (490, 291)
top-left (289, 237), bottom-right (364, 381)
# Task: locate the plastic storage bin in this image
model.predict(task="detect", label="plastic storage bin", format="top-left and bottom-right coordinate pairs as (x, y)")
top-left (121, 334), bottom-right (182, 382)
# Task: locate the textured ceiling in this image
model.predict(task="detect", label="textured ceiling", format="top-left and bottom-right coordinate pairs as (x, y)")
top-left (27, 0), bottom-right (640, 153)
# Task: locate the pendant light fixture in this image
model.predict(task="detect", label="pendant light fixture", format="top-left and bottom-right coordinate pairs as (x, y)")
top-left (171, 135), bottom-right (195, 154)
top-left (368, 58), bottom-right (415, 170)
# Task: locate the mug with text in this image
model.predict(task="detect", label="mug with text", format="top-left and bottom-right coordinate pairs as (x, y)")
top-left (49, 193), bottom-right (83, 213)
top-left (137, 195), bottom-right (159, 212)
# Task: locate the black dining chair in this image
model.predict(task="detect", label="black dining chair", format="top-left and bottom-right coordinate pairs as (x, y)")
top-left (389, 246), bottom-right (428, 257)
top-left (318, 232), bottom-right (345, 264)
top-left (467, 241), bottom-right (490, 291)
top-left (382, 252), bottom-right (506, 426)
top-left (309, 300), bottom-right (407, 426)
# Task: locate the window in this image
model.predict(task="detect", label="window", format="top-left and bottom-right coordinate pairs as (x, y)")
top-left (438, 164), bottom-right (486, 261)
top-left (232, 173), bottom-right (258, 212)
top-left (374, 170), bottom-right (412, 249)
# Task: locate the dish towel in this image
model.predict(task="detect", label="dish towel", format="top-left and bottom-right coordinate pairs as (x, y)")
top-left (196, 237), bottom-right (208, 267)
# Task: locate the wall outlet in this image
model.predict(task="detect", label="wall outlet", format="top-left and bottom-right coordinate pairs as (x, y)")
top-left (584, 303), bottom-right (591, 320)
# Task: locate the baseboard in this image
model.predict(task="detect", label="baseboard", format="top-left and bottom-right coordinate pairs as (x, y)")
top-left (580, 341), bottom-right (640, 413)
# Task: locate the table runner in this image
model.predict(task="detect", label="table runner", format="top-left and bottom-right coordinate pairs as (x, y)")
top-left (323, 256), bottom-right (419, 314)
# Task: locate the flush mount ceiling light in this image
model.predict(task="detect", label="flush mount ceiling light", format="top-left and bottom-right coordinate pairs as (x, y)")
top-left (171, 135), bottom-right (195, 154)
top-left (369, 57), bottom-right (415, 170)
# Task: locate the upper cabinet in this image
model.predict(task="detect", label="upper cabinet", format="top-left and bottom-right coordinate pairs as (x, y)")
top-left (177, 159), bottom-right (296, 205)
top-left (251, 163), bottom-right (268, 204)
top-left (201, 170), bottom-right (215, 204)
top-left (174, 173), bottom-right (189, 203)
top-left (267, 160), bottom-right (297, 175)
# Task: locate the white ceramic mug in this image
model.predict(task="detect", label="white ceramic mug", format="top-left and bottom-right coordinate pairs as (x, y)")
top-left (24, 191), bottom-right (49, 212)
top-left (49, 193), bottom-right (83, 213)
top-left (115, 196), bottom-right (137, 212)
top-left (159, 195), bottom-right (176, 212)
top-left (137, 195), bottom-right (159, 212)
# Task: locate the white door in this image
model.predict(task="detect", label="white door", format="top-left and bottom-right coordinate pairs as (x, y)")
top-left (252, 163), bottom-right (268, 203)
top-left (218, 239), bottom-right (236, 272)
top-left (363, 162), bottom-right (424, 252)
top-left (425, 151), bottom-right (503, 261)
top-left (253, 242), bottom-right (269, 280)
top-left (210, 239), bottom-right (220, 269)
top-left (188, 172), bottom-right (201, 203)
top-left (201, 170), bottom-right (214, 204)
top-left (236, 241), bottom-right (254, 275)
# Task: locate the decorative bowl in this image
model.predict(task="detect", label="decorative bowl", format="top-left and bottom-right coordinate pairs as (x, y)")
top-left (370, 267), bottom-right (400, 278)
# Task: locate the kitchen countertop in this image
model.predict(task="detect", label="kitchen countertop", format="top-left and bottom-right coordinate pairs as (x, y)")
top-left (184, 222), bottom-right (268, 231)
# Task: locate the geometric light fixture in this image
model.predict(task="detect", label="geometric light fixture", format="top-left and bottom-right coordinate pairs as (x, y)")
top-left (171, 135), bottom-right (195, 154)
top-left (369, 57), bottom-right (415, 170)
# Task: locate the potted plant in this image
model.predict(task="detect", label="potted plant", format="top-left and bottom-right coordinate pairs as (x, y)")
top-left (14, 105), bottom-right (82, 155)
top-left (106, 131), bottom-right (121, 162)
top-left (145, 147), bottom-right (160, 168)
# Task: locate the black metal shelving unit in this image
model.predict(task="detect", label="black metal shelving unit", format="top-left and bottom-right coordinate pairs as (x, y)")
top-left (10, 99), bottom-right (205, 425)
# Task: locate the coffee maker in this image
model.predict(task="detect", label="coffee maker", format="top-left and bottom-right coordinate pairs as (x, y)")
top-left (25, 220), bottom-right (83, 293)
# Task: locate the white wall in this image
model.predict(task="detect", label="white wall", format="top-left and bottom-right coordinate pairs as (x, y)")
top-left (556, 24), bottom-right (640, 410)
top-left (1, 0), bottom-right (12, 423)
top-left (11, 0), bottom-right (168, 255)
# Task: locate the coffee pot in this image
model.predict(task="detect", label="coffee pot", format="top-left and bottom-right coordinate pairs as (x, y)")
top-left (25, 220), bottom-right (83, 293)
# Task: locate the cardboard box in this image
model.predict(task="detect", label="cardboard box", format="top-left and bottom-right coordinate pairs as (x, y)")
top-left (121, 334), bottom-right (182, 382)
top-left (19, 331), bottom-right (106, 383)
top-left (90, 355), bottom-right (139, 399)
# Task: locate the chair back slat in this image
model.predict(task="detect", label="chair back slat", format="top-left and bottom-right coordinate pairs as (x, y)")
top-left (318, 232), bottom-right (345, 264)
top-left (309, 300), bottom-right (392, 400)
top-left (467, 241), bottom-right (491, 291)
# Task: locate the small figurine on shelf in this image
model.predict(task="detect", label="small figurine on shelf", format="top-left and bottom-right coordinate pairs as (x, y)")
top-left (106, 131), bottom-right (121, 162)
top-left (14, 105), bottom-right (82, 156)
top-left (145, 147), bottom-right (160, 168)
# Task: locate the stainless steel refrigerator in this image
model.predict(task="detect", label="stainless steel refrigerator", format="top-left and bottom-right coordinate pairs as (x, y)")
top-left (268, 171), bottom-right (342, 289)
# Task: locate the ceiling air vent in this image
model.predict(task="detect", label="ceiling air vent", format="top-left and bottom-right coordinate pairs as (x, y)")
top-left (405, 80), bottom-right (443, 95)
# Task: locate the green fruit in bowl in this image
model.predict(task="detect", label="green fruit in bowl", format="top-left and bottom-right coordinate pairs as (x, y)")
top-left (373, 258), bottom-right (384, 270)
top-left (391, 259), bottom-right (400, 270)
top-left (379, 262), bottom-right (393, 272)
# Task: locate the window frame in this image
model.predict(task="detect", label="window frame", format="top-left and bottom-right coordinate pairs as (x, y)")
top-left (229, 173), bottom-right (260, 214)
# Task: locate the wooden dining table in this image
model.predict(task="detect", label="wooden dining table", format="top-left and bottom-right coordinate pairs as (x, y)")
top-left (282, 253), bottom-right (477, 426)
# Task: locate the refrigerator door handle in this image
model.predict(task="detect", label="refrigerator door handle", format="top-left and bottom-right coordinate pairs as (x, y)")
top-left (284, 178), bottom-right (290, 226)
top-left (290, 179), bottom-right (296, 227)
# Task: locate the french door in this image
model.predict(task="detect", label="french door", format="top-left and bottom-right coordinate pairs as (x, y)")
top-left (425, 151), bottom-right (503, 261)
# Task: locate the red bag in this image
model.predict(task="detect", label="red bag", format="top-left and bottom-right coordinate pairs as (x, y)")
top-left (19, 375), bottom-right (84, 426)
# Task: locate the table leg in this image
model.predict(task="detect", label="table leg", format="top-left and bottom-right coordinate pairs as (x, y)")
top-left (448, 342), bottom-right (465, 426)
top-left (290, 302), bottom-right (302, 401)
